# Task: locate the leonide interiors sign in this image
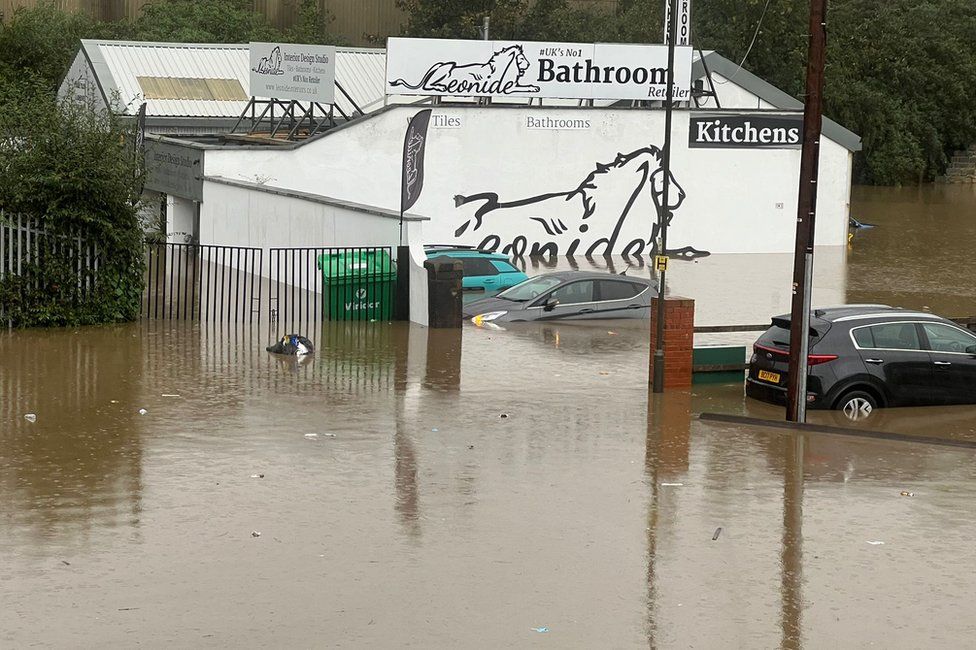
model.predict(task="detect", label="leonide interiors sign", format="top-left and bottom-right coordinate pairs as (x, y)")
top-left (386, 37), bottom-right (692, 101)
top-left (249, 42), bottom-right (336, 103)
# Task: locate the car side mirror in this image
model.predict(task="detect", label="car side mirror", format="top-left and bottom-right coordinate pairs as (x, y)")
top-left (543, 298), bottom-right (559, 312)
top-left (967, 344), bottom-right (976, 355)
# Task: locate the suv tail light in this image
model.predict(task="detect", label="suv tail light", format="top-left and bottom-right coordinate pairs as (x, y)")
top-left (807, 354), bottom-right (838, 366)
top-left (755, 344), bottom-right (836, 366)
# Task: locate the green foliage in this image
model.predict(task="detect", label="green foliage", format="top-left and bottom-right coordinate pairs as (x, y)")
top-left (0, 2), bottom-right (127, 91)
top-left (132, 0), bottom-right (280, 43)
top-left (286, 0), bottom-right (339, 45)
top-left (0, 88), bottom-right (146, 327)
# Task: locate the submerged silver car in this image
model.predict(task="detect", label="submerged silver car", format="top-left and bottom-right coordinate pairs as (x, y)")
top-left (463, 271), bottom-right (657, 324)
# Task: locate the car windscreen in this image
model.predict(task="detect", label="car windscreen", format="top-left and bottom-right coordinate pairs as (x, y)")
top-left (496, 276), bottom-right (564, 301)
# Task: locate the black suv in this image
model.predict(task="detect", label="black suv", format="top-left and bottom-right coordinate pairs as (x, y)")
top-left (747, 305), bottom-right (976, 417)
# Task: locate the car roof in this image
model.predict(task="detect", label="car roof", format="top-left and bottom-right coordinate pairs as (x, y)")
top-left (772, 305), bottom-right (951, 325)
top-left (529, 270), bottom-right (654, 284)
top-left (426, 249), bottom-right (510, 260)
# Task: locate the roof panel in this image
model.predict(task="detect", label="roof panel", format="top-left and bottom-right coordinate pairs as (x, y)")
top-left (81, 39), bottom-right (387, 120)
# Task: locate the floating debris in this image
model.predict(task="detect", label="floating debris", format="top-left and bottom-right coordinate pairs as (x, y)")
top-left (138, 409), bottom-right (148, 415)
top-left (251, 531), bottom-right (261, 538)
top-left (161, 394), bottom-right (181, 398)
top-left (660, 482), bottom-right (684, 487)
top-left (900, 491), bottom-right (915, 497)
top-left (250, 474), bottom-right (265, 479)
top-left (304, 433), bottom-right (319, 440)
top-left (24, 413), bottom-right (36, 423)
top-left (499, 413), bottom-right (509, 419)
top-left (712, 527), bottom-right (722, 541)
top-left (866, 540), bottom-right (885, 545)
top-left (531, 627), bottom-right (549, 634)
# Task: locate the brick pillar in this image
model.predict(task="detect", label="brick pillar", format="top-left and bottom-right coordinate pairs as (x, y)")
top-left (649, 297), bottom-right (695, 389)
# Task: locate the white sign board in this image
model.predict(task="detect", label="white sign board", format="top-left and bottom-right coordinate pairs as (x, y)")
top-left (249, 42), bottom-right (336, 103)
top-left (386, 38), bottom-right (692, 102)
top-left (664, 0), bottom-right (692, 46)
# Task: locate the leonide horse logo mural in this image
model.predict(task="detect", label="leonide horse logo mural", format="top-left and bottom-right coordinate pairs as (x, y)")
top-left (453, 145), bottom-right (710, 258)
top-left (389, 45), bottom-right (540, 95)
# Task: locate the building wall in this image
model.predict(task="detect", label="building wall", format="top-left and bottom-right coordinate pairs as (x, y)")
top-left (694, 73), bottom-right (777, 111)
top-left (205, 105), bottom-right (852, 255)
top-left (57, 50), bottom-right (109, 112)
top-left (198, 180), bottom-right (402, 249)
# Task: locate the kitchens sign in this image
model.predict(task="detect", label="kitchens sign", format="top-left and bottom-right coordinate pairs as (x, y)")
top-left (689, 113), bottom-right (803, 149)
top-left (249, 42), bottom-right (336, 104)
top-left (386, 37), bottom-right (692, 101)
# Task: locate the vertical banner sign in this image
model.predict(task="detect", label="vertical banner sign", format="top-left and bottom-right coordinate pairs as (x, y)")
top-left (134, 102), bottom-right (148, 195)
top-left (664, 0), bottom-right (692, 46)
top-left (400, 109), bottom-right (433, 216)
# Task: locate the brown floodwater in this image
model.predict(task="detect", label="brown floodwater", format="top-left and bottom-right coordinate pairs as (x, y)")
top-left (3, 187), bottom-right (976, 648)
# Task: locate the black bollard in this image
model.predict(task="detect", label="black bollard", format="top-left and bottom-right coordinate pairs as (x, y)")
top-left (424, 258), bottom-right (463, 328)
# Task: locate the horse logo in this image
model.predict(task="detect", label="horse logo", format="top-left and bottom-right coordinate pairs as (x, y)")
top-left (390, 45), bottom-right (540, 95)
top-left (253, 46), bottom-right (284, 76)
top-left (453, 145), bottom-right (707, 258)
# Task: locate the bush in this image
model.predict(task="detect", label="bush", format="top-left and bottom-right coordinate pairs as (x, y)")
top-left (0, 87), bottom-right (146, 327)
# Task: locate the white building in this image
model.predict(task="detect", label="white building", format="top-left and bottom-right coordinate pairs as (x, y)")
top-left (59, 41), bottom-right (861, 258)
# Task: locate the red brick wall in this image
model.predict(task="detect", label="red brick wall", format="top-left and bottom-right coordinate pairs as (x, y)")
top-left (649, 297), bottom-right (694, 389)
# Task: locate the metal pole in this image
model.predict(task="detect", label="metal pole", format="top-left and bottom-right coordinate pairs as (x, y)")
top-left (786, 0), bottom-right (829, 422)
top-left (652, 0), bottom-right (679, 394)
top-left (482, 16), bottom-right (490, 40)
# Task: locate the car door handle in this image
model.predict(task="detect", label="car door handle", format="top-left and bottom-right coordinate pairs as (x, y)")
top-left (578, 309), bottom-right (594, 314)
top-left (483, 278), bottom-right (496, 284)
top-left (865, 358), bottom-right (884, 364)
top-left (934, 361), bottom-right (952, 366)
top-left (627, 304), bottom-right (641, 309)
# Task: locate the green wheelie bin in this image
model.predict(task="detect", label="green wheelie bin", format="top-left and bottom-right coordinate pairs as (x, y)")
top-left (316, 250), bottom-right (397, 321)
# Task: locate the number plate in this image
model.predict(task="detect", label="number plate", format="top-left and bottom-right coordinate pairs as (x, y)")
top-left (758, 370), bottom-right (781, 384)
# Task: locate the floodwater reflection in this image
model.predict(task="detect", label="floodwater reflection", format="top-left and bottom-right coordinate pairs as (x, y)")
top-left (4, 188), bottom-right (976, 646)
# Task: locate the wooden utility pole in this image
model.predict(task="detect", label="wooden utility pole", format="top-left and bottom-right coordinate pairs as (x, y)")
top-left (652, 0), bottom-right (679, 394)
top-left (786, 0), bottom-right (829, 421)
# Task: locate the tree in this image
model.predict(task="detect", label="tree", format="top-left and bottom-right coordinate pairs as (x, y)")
top-left (131, 0), bottom-right (281, 43)
top-left (0, 2), bottom-right (127, 92)
top-left (285, 0), bottom-right (340, 45)
top-left (0, 86), bottom-right (146, 326)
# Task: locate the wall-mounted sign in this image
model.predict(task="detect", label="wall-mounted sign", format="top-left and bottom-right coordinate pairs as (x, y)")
top-left (431, 114), bottom-right (463, 129)
top-left (689, 113), bottom-right (803, 149)
top-left (249, 42), bottom-right (336, 103)
top-left (664, 0), bottom-right (692, 46)
top-left (525, 115), bottom-right (592, 130)
top-left (386, 37), bottom-right (692, 102)
top-left (144, 140), bottom-right (204, 201)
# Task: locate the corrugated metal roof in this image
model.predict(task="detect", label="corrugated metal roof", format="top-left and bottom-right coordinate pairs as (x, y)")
top-left (79, 40), bottom-right (387, 119)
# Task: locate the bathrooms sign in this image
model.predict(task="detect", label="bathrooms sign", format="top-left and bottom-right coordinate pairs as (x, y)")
top-left (386, 37), bottom-right (692, 101)
top-left (689, 113), bottom-right (803, 149)
top-left (249, 42), bottom-right (336, 103)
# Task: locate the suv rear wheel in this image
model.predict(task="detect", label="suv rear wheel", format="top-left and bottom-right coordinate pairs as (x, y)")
top-left (836, 390), bottom-right (877, 421)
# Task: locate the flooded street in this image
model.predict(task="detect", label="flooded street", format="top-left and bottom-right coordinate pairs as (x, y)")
top-left (4, 187), bottom-right (976, 648)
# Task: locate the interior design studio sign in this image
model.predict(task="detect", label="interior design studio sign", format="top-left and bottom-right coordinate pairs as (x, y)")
top-left (249, 42), bottom-right (336, 103)
top-left (386, 37), bottom-right (692, 101)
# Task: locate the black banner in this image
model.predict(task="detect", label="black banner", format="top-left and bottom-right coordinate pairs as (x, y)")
top-left (400, 109), bottom-right (433, 214)
top-left (689, 113), bottom-right (802, 149)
